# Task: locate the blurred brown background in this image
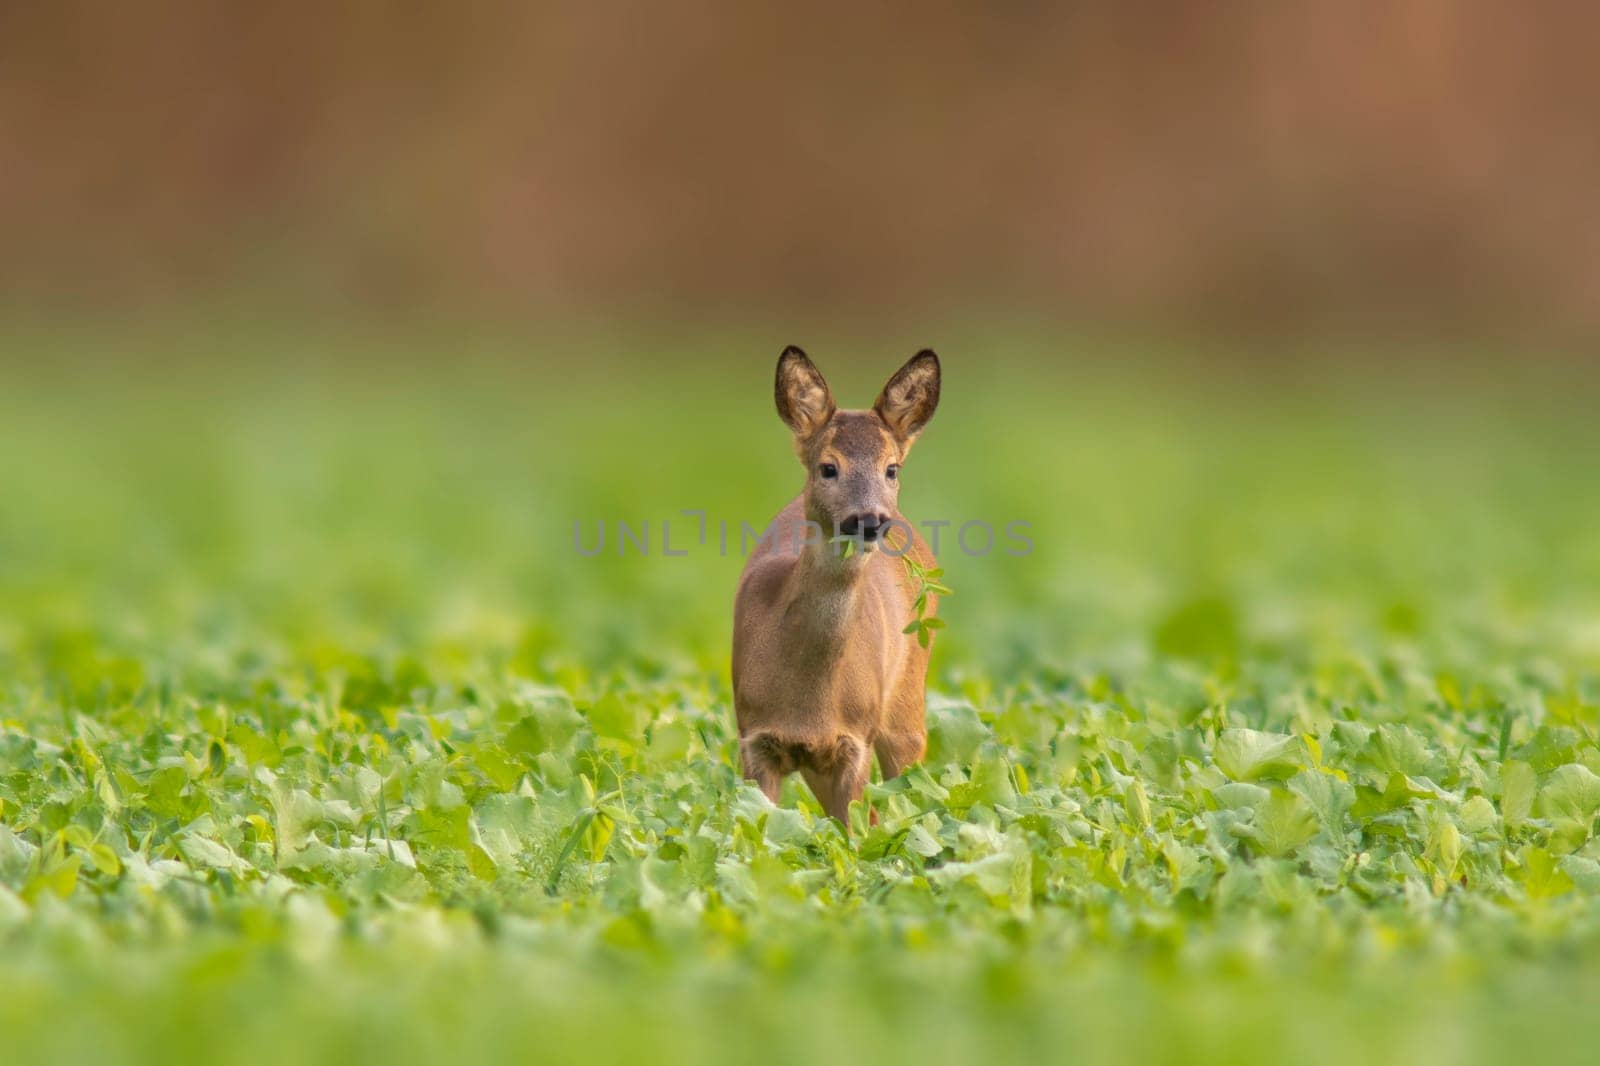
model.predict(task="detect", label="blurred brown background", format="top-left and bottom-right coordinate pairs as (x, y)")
top-left (4, 3), bottom-right (1599, 339)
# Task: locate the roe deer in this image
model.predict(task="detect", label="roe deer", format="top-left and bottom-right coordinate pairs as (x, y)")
top-left (732, 347), bottom-right (942, 828)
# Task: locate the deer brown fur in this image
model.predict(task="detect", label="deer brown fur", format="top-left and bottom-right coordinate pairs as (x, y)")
top-left (732, 347), bottom-right (942, 827)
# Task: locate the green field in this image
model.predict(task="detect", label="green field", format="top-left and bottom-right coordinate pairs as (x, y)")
top-left (3, 321), bottom-right (1600, 1064)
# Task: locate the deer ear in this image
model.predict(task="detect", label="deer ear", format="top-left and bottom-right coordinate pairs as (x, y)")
top-left (875, 349), bottom-right (941, 444)
top-left (774, 346), bottom-right (835, 440)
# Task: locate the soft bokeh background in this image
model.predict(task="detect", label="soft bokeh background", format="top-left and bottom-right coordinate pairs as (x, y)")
top-left (5, 8), bottom-right (1600, 1065)
top-left (5, 4), bottom-right (1600, 339)
top-left (3, 2), bottom-right (1598, 671)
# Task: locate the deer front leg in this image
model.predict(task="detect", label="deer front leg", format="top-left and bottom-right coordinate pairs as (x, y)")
top-left (802, 735), bottom-right (871, 827)
top-left (873, 730), bottom-right (927, 781)
top-left (740, 733), bottom-right (788, 803)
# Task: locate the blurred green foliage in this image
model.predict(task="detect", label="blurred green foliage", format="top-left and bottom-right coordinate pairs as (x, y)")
top-left (2, 321), bottom-right (1600, 1064)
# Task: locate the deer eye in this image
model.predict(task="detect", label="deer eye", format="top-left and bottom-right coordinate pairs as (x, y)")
top-left (819, 462), bottom-right (838, 480)
top-left (885, 464), bottom-right (899, 480)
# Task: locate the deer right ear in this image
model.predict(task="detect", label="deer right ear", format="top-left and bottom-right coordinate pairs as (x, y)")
top-left (874, 349), bottom-right (941, 445)
top-left (774, 346), bottom-right (835, 441)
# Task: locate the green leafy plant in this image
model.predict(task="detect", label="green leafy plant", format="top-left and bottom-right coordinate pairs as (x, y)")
top-left (901, 553), bottom-right (951, 647)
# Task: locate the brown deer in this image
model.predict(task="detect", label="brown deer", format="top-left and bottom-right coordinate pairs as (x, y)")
top-left (732, 347), bottom-right (942, 828)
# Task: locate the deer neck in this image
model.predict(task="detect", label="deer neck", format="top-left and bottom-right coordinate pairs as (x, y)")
top-left (782, 539), bottom-right (872, 648)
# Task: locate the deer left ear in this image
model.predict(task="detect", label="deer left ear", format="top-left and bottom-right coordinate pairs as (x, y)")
top-left (875, 349), bottom-right (941, 445)
top-left (775, 345), bottom-right (836, 442)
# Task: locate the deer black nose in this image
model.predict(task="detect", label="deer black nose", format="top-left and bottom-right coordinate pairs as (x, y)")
top-left (839, 515), bottom-right (861, 536)
top-left (853, 513), bottom-right (893, 541)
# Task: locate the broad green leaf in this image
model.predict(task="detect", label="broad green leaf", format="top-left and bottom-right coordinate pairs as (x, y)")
top-left (1211, 781), bottom-right (1270, 810)
top-left (1432, 820), bottom-right (1463, 877)
top-left (271, 784), bottom-right (323, 856)
top-left (925, 698), bottom-right (987, 767)
top-left (1458, 795), bottom-right (1499, 836)
top-left (179, 833), bottom-right (247, 873)
top-left (1362, 724), bottom-right (1444, 780)
top-left (1560, 854), bottom-right (1600, 894)
top-left (502, 699), bottom-right (584, 760)
top-left (22, 855), bottom-right (80, 902)
top-left (588, 693), bottom-right (647, 744)
top-left (1123, 780), bottom-right (1151, 828)
top-left (903, 823), bottom-right (943, 858)
top-left (1251, 789), bottom-right (1320, 857)
top-left (467, 843), bottom-right (499, 880)
top-left (0, 826), bottom-right (31, 883)
top-left (1539, 763), bottom-right (1600, 822)
top-left (1351, 772), bottom-right (1437, 822)
top-left (1519, 846), bottom-right (1574, 899)
top-left (86, 843), bottom-right (122, 877)
top-left (1501, 761), bottom-right (1537, 828)
top-left (1289, 769), bottom-right (1355, 830)
top-left (1214, 729), bottom-right (1303, 782)
top-left (143, 766), bottom-right (190, 819)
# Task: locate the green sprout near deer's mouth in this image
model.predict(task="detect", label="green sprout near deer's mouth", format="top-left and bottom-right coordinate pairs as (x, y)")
top-left (901, 553), bottom-right (950, 647)
top-left (828, 533), bottom-right (948, 647)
